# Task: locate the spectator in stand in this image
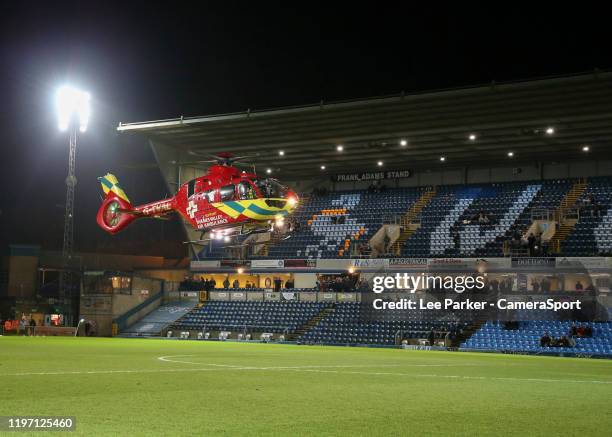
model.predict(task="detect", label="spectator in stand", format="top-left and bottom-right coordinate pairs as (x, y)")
top-left (383, 233), bottom-right (391, 253)
top-left (357, 278), bottom-right (369, 292)
top-left (452, 228), bottom-right (460, 247)
top-left (575, 280), bottom-right (584, 291)
top-left (534, 233), bottom-right (542, 254)
top-left (531, 278), bottom-right (541, 293)
top-left (477, 211), bottom-right (490, 225)
top-left (489, 278), bottom-right (499, 293)
top-left (570, 323), bottom-right (578, 336)
top-left (558, 335), bottom-right (571, 347)
top-left (428, 329), bottom-right (435, 347)
top-left (540, 332), bottom-right (551, 347)
top-left (585, 194), bottom-right (595, 215)
top-left (273, 277), bottom-right (282, 292)
top-left (527, 233), bottom-right (536, 256)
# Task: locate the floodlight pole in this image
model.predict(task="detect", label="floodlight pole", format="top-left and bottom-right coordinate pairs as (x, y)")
top-left (60, 126), bottom-right (78, 324)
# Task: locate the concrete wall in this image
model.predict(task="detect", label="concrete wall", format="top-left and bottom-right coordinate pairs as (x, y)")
top-left (134, 269), bottom-right (189, 283)
top-left (79, 276), bottom-right (164, 336)
top-left (79, 294), bottom-right (113, 336)
top-left (293, 273), bottom-right (317, 288)
top-left (7, 255), bottom-right (38, 298)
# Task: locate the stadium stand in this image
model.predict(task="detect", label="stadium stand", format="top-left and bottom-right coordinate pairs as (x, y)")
top-left (169, 298), bottom-right (612, 356)
top-left (563, 177), bottom-right (612, 256)
top-left (171, 300), bottom-right (330, 335)
top-left (462, 321), bottom-right (612, 355)
top-left (246, 177), bottom-right (612, 259)
top-left (264, 188), bottom-right (423, 258)
top-left (299, 302), bottom-right (467, 345)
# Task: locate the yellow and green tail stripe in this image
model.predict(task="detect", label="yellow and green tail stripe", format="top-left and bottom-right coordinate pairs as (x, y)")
top-left (213, 199), bottom-right (292, 220)
top-left (99, 173), bottom-right (130, 203)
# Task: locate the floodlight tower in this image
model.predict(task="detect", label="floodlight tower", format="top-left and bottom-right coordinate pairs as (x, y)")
top-left (56, 86), bottom-right (90, 324)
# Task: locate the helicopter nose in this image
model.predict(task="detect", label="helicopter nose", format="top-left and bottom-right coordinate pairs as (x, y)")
top-left (286, 191), bottom-right (299, 208)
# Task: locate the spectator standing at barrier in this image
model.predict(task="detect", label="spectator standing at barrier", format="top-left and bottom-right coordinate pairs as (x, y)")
top-left (527, 233), bottom-right (536, 256)
top-left (540, 332), bottom-right (551, 347)
top-left (428, 329), bottom-right (435, 347)
top-left (19, 318), bottom-right (26, 336)
top-left (28, 318), bottom-right (36, 336)
top-left (575, 280), bottom-right (584, 291)
top-left (223, 277), bottom-right (230, 289)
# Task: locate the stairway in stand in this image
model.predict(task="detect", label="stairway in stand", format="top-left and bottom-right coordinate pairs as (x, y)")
top-left (548, 179), bottom-right (587, 253)
top-left (259, 231), bottom-right (284, 257)
top-left (290, 304), bottom-right (334, 341)
top-left (391, 187), bottom-right (437, 254)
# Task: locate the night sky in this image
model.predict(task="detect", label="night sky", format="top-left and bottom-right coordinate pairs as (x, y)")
top-left (0, 3), bottom-right (609, 257)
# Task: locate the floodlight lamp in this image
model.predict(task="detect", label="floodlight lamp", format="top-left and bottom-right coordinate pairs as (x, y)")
top-left (56, 85), bottom-right (91, 132)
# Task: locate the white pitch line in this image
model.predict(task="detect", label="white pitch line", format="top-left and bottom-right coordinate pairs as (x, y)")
top-left (280, 368), bottom-right (612, 385)
top-left (1, 366), bottom-right (611, 385)
top-left (157, 354), bottom-right (402, 369)
top-left (1, 356), bottom-right (610, 385)
top-left (156, 354), bottom-right (473, 368)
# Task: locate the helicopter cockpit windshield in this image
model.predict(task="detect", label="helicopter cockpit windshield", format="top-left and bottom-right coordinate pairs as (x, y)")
top-left (254, 178), bottom-right (288, 198)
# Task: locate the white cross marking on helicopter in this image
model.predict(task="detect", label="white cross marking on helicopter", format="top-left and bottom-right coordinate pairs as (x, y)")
top-left (187, 200), bottom-right (198, 219)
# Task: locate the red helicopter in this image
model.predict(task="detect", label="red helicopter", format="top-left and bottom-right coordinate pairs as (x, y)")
top-left (96, 153), bottom-right (299, 242)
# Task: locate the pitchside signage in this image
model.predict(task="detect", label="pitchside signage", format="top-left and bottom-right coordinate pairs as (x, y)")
top-left (333, 170), bottom-right (412, 182)
top-left (389, 258), bottom-right (428, 268)
top-left (511, 257), bottom-right (556, 267)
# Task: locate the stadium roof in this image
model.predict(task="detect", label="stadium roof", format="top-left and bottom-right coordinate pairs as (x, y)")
top-left (118, 71), bottom-right (612, 178)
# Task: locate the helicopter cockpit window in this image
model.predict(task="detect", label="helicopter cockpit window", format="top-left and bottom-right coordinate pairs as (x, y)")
top-left (187, 179), bottom-right (196, 198)
top-left (255, 179), bottom-right (287, 198)
top-left (238, 181), bottom-right (256, 200)
top-left (202, 189), bottom-right (216, 202)
top-left (219, 184), bottom-right (236, 201)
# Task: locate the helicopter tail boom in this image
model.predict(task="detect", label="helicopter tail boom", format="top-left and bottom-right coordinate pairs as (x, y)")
top-left (96, 173), bottom-right (176, 234)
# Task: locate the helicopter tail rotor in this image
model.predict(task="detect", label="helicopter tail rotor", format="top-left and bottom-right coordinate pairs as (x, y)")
top-left (96, 174), bottom-right (137, 234)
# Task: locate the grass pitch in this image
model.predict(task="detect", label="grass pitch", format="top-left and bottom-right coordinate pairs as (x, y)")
top-left (0, 337), bottom-right (611, 436)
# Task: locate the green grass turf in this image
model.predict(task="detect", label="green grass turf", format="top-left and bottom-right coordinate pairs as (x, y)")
top-left (0, 337), bottom-right (611, 436)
